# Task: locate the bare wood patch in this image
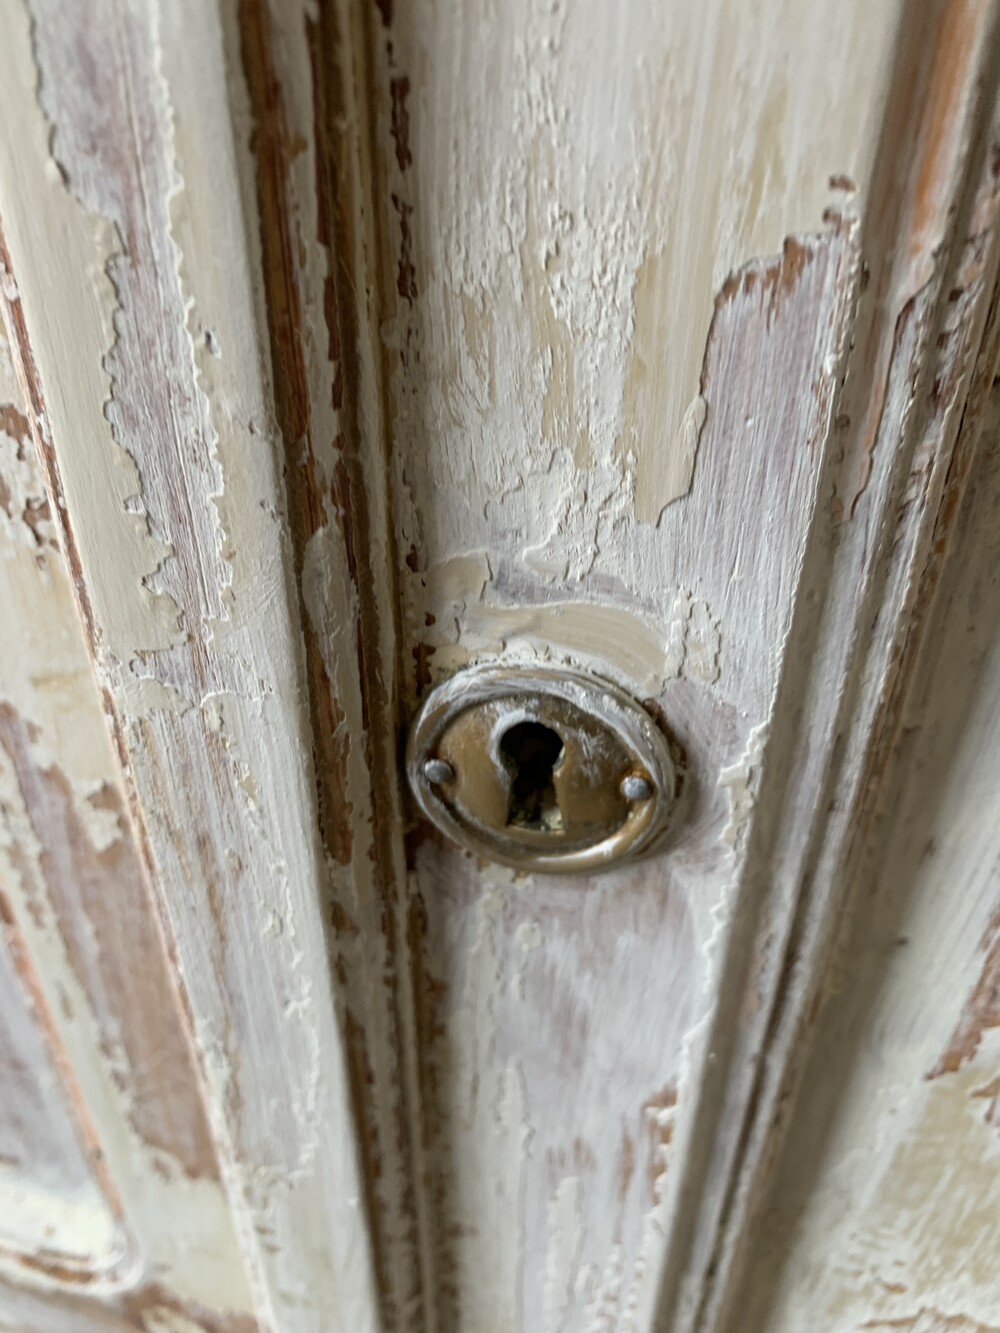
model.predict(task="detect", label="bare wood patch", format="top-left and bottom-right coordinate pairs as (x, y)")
top-left (0, 705), bottom-right (219, 1181)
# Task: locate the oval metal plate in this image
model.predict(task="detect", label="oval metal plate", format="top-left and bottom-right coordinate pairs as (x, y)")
top-left (406, 663), bottom-right (676, 874)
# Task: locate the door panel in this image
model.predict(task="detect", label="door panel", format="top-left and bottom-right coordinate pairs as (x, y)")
top-left (0, 322), bottom-right (254, 1319)
top-left (2, 0), bottom-right (1000, 1330)
top-left (732, 337), bottom-right (1000, 1332)
top-left (0, 0), bottom-right (378, 1326)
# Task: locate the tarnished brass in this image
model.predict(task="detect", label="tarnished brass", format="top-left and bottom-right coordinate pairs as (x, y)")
top-left (406, 664), bottom-right (676, 873)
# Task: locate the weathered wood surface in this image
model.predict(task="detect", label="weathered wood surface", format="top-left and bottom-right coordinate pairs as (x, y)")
top-left (238, 0), bottom-right (902, 1325)
top-left (730, 300), bottom-right (1000, 1331)
top-left (0, 0), bottom-right (379, 1327)
top-left (349, 0), bottom-right (1000, 1328)
top-left (0, 312), bottom-right (256, 1319)
top-left (2, 0), bottom-right (1000, 1330)
top-left (1, 299), bottom-right (258, 1322)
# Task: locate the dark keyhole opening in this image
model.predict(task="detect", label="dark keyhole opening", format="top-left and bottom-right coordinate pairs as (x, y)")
top-left (499, 721), bottom-right (565, 832)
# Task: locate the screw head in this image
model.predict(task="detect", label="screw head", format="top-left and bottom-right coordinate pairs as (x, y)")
top-left (422, 757), bottom-right (455, 785)
top-left (620, 773), bottom-right (654, 802)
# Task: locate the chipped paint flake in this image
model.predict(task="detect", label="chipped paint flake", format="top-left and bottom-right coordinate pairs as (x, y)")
top-left (718, 723), bottom-right (768, 851)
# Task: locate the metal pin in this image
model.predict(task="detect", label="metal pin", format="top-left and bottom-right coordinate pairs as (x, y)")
top-left (422, 757), bottom-right (455, 785)
top-left (620, 773), bottom-right (654, 802)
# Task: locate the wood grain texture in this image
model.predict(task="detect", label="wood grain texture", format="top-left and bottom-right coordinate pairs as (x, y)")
top-left (685, 18), bottom-right (1000, 1330)
top-left (0, 280), bottom-right (256, 1322)
top-left (361, 1), bottom-right (924, 1329)
top-left (234, 0), bottom-right (1000, 1329)
top-left (3, 0), bottom-right (1000, 1330)
top-left (0, 327), bottom-right (119, 1280)
top-left (727, 279), bottom-right (1000, 1333)
top-left (0, 0), bottom-right (379, 1328)
top-left (361, 1), bottom-right (1000, 1328)
top-left (234, 0), bottom-right (905, 1325)
top-left (235, 0), bottom-right (429, 1321)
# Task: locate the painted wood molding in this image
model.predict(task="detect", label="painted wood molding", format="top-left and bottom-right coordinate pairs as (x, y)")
top-left (2, 0), bottom-right (1000, 1329)
top-left (0, 0), bottom-right (380, 1327)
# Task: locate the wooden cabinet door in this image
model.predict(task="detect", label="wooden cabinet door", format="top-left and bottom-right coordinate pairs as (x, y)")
top-left (2, 1), bottom-right (1000, 1330)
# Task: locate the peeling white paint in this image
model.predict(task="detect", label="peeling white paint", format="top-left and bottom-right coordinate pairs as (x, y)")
top-left (718, 722), bottom-right (768, 852)
top-left (0, 0), bottom-right (382, 1325)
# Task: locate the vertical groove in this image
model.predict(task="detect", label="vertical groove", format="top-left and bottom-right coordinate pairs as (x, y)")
top-left (236, 0), bottom-right (435, 1326)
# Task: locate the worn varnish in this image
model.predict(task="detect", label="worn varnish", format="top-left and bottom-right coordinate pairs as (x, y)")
top-left (2, 0), bottom-right (1000, 1330)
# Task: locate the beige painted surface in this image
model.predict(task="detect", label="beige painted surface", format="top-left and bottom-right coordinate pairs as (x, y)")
top-left (0, 0), bottom-right (999, 1330)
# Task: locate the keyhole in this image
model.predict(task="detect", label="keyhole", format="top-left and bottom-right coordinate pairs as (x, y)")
top-left (499, 721), bottom-right (565, 832)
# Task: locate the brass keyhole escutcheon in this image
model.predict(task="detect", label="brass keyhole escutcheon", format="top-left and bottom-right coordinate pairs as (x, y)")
top-left (406, 663), bottom-right (677, 874)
